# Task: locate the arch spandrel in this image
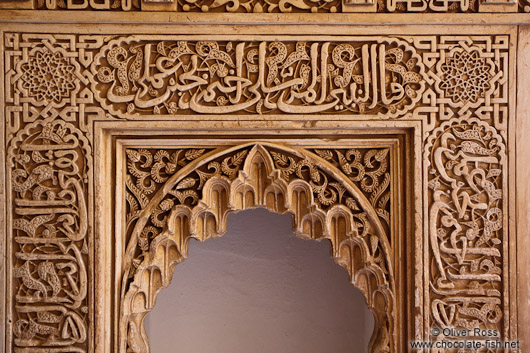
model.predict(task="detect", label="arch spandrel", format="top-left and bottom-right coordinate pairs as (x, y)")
top-left (121, 142), bottom-right (395, 353)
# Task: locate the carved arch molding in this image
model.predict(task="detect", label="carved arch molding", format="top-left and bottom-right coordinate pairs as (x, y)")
top-left (0, 11), bottom-right (528, 353)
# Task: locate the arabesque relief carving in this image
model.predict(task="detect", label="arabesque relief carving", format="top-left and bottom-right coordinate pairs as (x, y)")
top-left (311, 148), bottom-right (391, 236)
top-left (91, 38), bottom-right (426, 117)
top-left (2, 28), bottom-right (516, 353)
top-left (122, 143), bottom-right (394, 353)
top-left (88, 36), bottom-right (509, 124)
top-left (5, 34), bottom-right (509, 133)
top-left (174, 0), bottom-right (341, 13)
top-left (8, 118), bottom-right (91, 351)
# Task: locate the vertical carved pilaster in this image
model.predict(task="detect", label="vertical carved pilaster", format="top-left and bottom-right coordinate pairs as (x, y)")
top-left (4, 32), bottom-right (104, 353)
top-left (425, 118), bottom-right (507, 346)
top-left (8, 119), bottom-right (92, 352)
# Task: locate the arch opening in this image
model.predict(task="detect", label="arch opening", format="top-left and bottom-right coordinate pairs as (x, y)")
top-left (145, 208), bottom-right (374, 353)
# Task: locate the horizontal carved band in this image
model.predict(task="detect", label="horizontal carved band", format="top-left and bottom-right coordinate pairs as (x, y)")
top-left (89, 36), bottom-right (509, 124)
top-left (24, 0), bottom-right (528, 12)
top-left (92, 38), bottom-right (427, 118)
top-left (4, 34), bottom-right (509, 136)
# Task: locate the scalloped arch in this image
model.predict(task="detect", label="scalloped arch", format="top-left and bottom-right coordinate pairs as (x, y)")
top-left (120, 142), bottom-right (396, 353)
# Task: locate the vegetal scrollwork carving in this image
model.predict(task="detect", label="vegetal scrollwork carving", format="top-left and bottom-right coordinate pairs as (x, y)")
top-left (121, 143), bottom-right (395, 353)
top-left (177, 0), bottom-right (340, 12)
top-left (313, 148), bottom-right (391, 237)
top-left (125, 148), bottom-right (211, 232)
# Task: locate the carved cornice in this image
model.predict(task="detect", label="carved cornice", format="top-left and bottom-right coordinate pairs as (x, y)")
top-left (2, 12), bottom-right (530, 25)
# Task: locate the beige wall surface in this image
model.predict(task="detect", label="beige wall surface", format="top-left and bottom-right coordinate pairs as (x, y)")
top-left (145, 209), bottom-right (374, 353)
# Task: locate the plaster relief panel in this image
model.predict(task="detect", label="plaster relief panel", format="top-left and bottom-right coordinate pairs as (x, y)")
top-left (120, 142), bottom-right (396, 353)
top-left (8, 119), bottom-right (91, 352)
top-left (0, 23), bottom-right (520, 353)
top-left (91, 38), bottom-right (426, 117)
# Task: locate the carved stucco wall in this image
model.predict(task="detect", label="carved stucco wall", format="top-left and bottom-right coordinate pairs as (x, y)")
top-left (0, 8), bottom-right (526, 353)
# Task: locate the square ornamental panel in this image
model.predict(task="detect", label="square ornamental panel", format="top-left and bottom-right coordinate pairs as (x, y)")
top-left (0, 17), bottom-right (528, 353)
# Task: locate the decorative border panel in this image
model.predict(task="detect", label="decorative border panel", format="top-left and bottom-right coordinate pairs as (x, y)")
top-left (0, 0), bottom-right (525, 12)
top-left (0, 24), bottom-right (520, 353)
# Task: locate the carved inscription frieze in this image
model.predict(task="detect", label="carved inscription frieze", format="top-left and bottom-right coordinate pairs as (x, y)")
top-left (89, 36), bottom-right (508, 123)
top-left (28, 0), bottom-right (527, 12)
top-left (425, 117), bottom-right (507, 344)
top-left (4, 34), bottom-right (509, 130)
top-left (91, 38), bottom-right (427, 117)
top-left (2, 31), bottom-right (513, 353)
top-left (8, 118), bottom-right (92, 352)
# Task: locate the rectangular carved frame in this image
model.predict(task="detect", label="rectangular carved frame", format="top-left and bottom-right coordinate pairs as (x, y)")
top-left (0, 18), bottom-right (527, 353)
top-left (100, 121), bottom-right (415, 353)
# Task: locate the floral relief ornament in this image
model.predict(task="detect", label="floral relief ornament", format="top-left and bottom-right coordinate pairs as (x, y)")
top-left (436, 46), bottom-right (495, 107)
top-left (18, 47), bottom-right (80, 107)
